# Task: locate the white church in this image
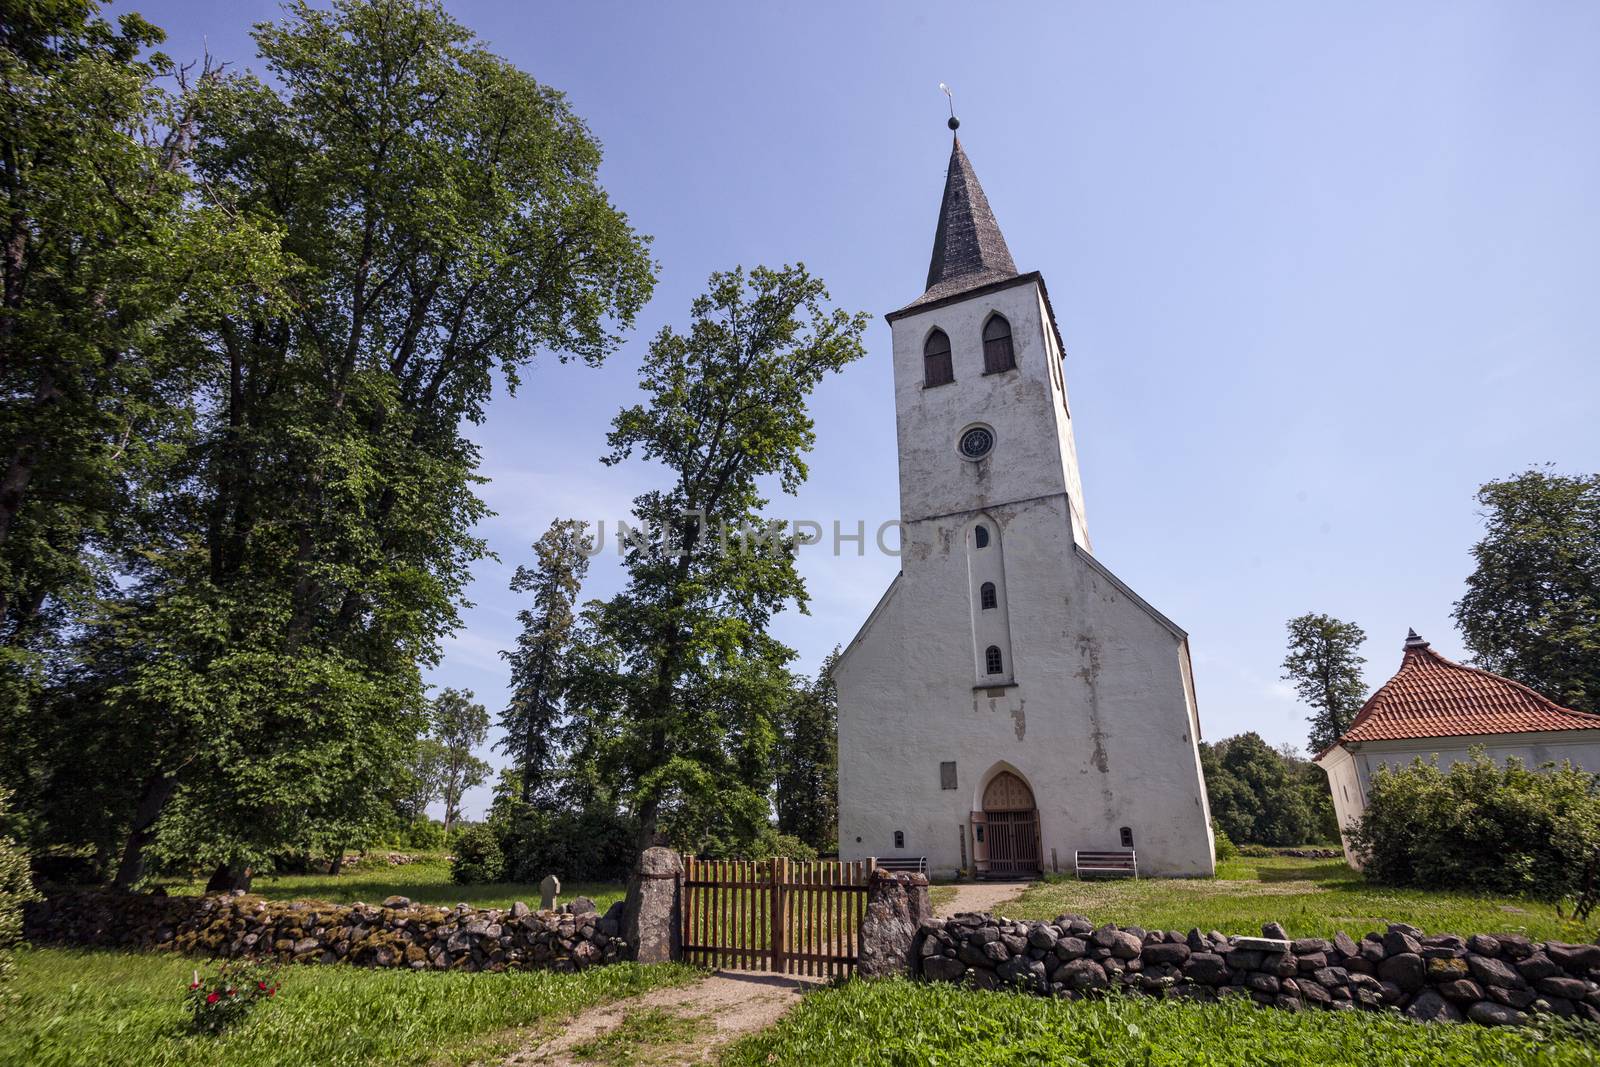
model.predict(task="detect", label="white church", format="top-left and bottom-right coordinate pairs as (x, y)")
top-left (834, 128), bottom-right (1215, 879)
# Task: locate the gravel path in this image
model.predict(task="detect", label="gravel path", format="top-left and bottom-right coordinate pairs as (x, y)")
top-left (934, 880), bottom-right (1032, 919)
top-left (508, 970), bottom-right (819, 1066)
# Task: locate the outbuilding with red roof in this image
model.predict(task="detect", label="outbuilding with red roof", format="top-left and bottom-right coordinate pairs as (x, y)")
top-left (1316, 630), bottom-right (1600, 868)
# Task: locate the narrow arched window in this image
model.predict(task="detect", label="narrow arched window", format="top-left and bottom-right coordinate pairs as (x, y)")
top-left (974, 525), bottom-right (989, 548)
top-left (980, 582), bottom-right (997, 610)
top-left (985, 645), bottom-right (1003, 674)
top-left (983, 314), bottom-right (1015, 374)
top-left (924, 329), bottom-right (953, 387)
top-left (1120, 826), bottom-right (1134, 848)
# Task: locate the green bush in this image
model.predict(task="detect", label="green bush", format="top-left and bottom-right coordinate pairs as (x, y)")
top-left (395, 819), bottom-right (445, 852)
top-left (496, 807), bottom-right (639, 884)
top-left (1348, 749), bottom-right (1600, 899)
top-left (185, 958), bottom-right (283, 1034)
top-left (0, 788), bottom-right (39, 1010)
top-left (1211, 822), bottom-right (1238, 862)
top-left (745, 827), bottom-right (817, 861)
top-left (448, 825), bottom-right (504, 885)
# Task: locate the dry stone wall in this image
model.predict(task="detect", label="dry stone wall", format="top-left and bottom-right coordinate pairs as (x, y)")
top-left (25, 890), bottom-right (629, 972)
top-left (918, 912), bottom-right (1600, 1028)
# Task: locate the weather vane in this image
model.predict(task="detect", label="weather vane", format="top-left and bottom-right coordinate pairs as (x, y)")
top-left (939, 82), bottom-right (959, 130)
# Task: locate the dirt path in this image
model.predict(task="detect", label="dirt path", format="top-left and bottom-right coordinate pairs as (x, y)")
top-left (507, 971), bottom-right (819, 1067)
top-left (934, 881), bottom-right (1031, 919)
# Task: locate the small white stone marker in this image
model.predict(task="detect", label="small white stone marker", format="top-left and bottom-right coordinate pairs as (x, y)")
top-left (540, 874), bottom-right (560, 911)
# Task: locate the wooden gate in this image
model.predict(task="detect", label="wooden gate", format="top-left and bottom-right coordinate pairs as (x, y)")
top-left (975, 770), bottom-right (1042, 877)
top-left (680, 857), bottom-right (871, 976)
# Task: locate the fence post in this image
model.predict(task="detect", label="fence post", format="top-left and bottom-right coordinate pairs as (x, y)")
top-left (769, 856), bottom-right (785, 973)
top-left (624, 846), bottom-right (683, 964)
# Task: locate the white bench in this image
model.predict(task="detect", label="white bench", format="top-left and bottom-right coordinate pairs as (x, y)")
top-left (874, 856), bottom-right (928, 875)
top-left (1075, 849), bottom-right (1137, 879)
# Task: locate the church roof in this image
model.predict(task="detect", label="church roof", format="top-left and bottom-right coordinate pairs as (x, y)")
top-left (905, 136), bottom-right (1019, 308)
top-left (1330, 630), bottom-right (1600, 749)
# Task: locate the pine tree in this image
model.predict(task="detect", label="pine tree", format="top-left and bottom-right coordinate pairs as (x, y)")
top-left (1282, 613), bottom-right (1369, 753)
top-left (498, 519), bottom-right (591, 806)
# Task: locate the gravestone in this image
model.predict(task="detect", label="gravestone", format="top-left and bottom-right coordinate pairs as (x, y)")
top-left (540, 874), bottom-right (560, 911)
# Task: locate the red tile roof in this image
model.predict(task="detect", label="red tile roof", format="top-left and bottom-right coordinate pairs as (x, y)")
top-left (1333, 632), bottom-right (1600, 747)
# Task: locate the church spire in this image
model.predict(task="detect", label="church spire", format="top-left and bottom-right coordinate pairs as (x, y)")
top-left (921, 136), bottom-right (1018, 302)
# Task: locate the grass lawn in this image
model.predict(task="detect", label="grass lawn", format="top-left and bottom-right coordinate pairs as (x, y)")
top-left (156, 853), bottom-right (625, 913)
top-left (1002, 855), bottom-right (1597, 942)
top-left (3, 946), bottom-right (699, 1067)
top-left (723, 978), bottom-right (1600, 1066)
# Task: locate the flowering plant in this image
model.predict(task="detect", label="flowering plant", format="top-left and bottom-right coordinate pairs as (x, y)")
top-left (183, 958), bottom-right (283, 1034)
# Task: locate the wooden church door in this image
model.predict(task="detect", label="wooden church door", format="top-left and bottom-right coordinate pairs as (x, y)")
top-left (980, 771), bottom-right (1041, 877)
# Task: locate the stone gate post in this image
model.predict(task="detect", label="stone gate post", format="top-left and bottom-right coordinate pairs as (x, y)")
top-left (623, 846), bottom-right (682, 964)
top-left (858, 869), bottom-right (933, 979)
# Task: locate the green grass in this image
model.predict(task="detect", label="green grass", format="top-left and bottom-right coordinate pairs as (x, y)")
top-left (156, 853), bottom-right (625, 913)
top-left (569, 1005), bottom-right (710, 1065)
top-left (721, 978), bottom-right (1600, 1066)
top-left (3, 946), bottom-right (699, 1067)
top-left (1002, 855), bottom-right (1598, 942)
top-left (928, 884), bottom-right (959, 913)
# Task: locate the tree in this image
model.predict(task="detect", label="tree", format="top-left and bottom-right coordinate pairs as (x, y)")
top-left (1454, 468), bottom-right (1600, 713)
top-left (397, 739), bottom-right (447, 823)
top-left (0, 1), bottom-right (284, 815)
top-left (430, 689), bottom-right (490, 837)
top-left (570, 265), bottom-right (867, 852)
top-left (774, 650), bottom-right (839, 851)
top-left (17, 0), bottom-right (652, 889)
top-left (1199, 732), bottom-right (1315, 846)
top-left (1282, 613), bottom-right (1369, 753)
top-left (498, 519), bottom-right (592, 806)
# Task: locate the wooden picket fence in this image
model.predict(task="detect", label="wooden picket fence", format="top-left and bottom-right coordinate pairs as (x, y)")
top-left (680, 856), bottom-right (873, 977)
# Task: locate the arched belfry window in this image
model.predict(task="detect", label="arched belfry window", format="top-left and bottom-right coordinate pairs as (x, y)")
top-left (983, 314), bottom-right (1015, 374)
top-left (985, 645), bottom-right (1004, 675)
top-left (974, 525), bottom-right (989, 548)
top-left (980, 582), bottom-right (997, 610)
top-left (924, 329), bottom-right (953, 387)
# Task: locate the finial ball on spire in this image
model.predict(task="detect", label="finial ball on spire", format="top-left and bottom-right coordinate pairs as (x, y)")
top-left (947, 115), bottom-right (960, 131)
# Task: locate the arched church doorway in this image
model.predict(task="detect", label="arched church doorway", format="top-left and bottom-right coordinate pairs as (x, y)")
top-left (976, 770), bottom-right (1041, 877)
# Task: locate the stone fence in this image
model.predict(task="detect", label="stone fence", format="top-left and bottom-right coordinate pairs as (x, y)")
top-left (906, 906), bottom-right (1600, 1027)
top-left (25, 891), bottom-right (630, 973)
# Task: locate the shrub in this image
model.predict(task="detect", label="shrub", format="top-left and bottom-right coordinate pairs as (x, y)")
top-left (497, 807), bottom-right (639, 884)
top-left (1211, 822), bottom-right (1238, 862)
top-left (0, 788), bottom-right (39, 1010)
top-left (184, 958), bottom-right (282, 1034)
top-left (396, 819), bottom-right (445, 852)
top-left (449, 825), bottom-right (504, 885)
top-left (745, 827), bottom-right (817, 862)
top-left (1348, 749), bottom-right (1600, 899)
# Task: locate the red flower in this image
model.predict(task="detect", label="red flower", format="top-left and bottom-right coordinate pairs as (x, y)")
top-left (206, 992), bottom-right (219, 1004)
top-left (258, 981), bottom-right (268, 990)
top-left (267, 987), bottom-right (276, 997)
top-left (189, 982), bottom-right (200, 990)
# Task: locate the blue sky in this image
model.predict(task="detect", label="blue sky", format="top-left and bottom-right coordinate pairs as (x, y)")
top-left (136, 1), bottom-right (1600, 818)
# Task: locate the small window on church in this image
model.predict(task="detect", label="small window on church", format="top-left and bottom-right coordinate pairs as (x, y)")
top-left (940, 761), bottom-right (958, 789)
top-left (974, 525), bottom-right (989, 548)
top-left (1120, 826), bottom-right (1134, 848)
top-left (894, 830), bottom-right (905, 849)
top-left (980, 582), bottom-right (997, 610)
top-left (983, 314), bottom-right (1015, 374)
top-left (924, 329), bottom-right (953, 387)
top-left (985, 645), bottom-right (1003, 674)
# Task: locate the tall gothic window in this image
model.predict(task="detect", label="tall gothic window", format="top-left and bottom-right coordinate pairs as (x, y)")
top-left (924, 329), bottom-right (953, 387)
top-left (980, 582), bottom-right (997, 610)
top-left (983, 314), bottom-right (1015, 374)
top-left (985, 645), bottom-right (1004, 674)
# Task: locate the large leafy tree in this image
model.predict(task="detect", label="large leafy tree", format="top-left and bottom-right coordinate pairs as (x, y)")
top-left (0, 2), bottom-right (282, 803)
top-left (1199, 732), bottom-right (1316, 846)
top-left (571, 265), bottom-right (867, 852)
top-left (1454, 468), bottom-right (1600, 713)
top-left (498, 519), bottom-right (591, 806)
top-left (774, 650), bottom-right (839, 851)
top-left (1282, 612), bottom-right (1368, 753)
top-left (31, 0), bottom-right (653, 888)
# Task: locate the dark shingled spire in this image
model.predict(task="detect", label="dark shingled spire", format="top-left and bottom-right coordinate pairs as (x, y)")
top-left (918, 136), bottom-right (1018, 305)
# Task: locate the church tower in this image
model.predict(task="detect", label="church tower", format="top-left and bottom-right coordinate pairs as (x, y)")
top-left (833, 130), bottom-right (1215, 878)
